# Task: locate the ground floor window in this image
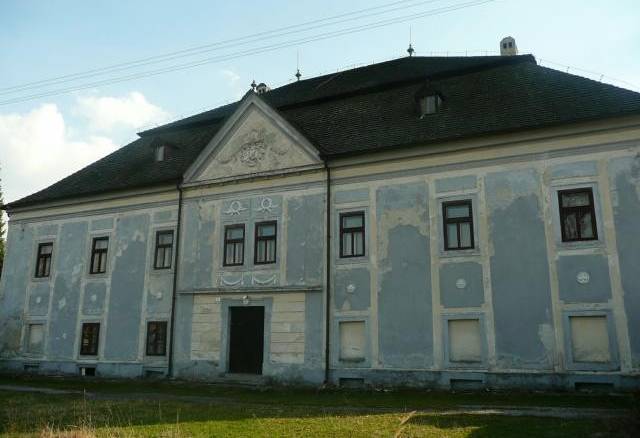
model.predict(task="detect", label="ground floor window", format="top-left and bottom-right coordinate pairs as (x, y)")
top-left (146, 321), bottom-right (168, 356)
top-left (80, 322), bottom-right (100, 356)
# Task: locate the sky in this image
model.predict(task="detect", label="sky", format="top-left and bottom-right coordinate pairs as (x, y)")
top-left (1, 0), bottom-right (639, 212)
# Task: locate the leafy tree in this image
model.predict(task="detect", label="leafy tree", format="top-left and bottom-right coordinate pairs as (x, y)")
top-left (0, 171), bottom-right (4, 277)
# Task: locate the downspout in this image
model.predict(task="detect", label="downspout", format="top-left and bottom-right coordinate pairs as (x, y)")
top-left (167, 181), bottom-right (183, 378)
top-left (324, 160), bottom-right (331, 384)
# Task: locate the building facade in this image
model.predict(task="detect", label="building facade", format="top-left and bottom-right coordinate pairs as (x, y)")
top-left (1, 53), bottom-right (640, 390)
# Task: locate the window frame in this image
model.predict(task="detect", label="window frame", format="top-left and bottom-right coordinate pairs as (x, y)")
top-left (89, 237), bottom-right (109, 275)
top-left (339, 211), bottom-right (366, 258)
top-left (146, 321), bottom-right (168, 356)
top-left (254, 220), bottom-right (277, 265)
top-left (442, 199), bottom-right (475, 251)
top-left (153, 230), bottom-right (174, 270)
top-left (79, 322), bottom-right (100, 356)
top-left (557, 188), bottom-right (598, 242)
top-left (34, 242), bottom-right (53, 278)
top-left (223, 224), bottom-right (245, 267)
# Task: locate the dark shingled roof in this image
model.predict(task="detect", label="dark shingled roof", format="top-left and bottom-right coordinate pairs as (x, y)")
top-left (7, 55), bottom-right (640, 210)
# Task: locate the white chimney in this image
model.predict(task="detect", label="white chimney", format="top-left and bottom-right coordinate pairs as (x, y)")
top-left (500, 36), bottom-right (518, 56)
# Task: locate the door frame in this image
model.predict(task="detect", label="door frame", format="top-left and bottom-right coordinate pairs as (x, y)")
top-left (219, 298), bottom-right (272, 376)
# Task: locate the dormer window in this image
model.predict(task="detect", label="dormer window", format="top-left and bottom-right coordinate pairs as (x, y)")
top-left (419, 94), bottom-right (442, 116)
top-left (155, 144), bottom-right (166, 162)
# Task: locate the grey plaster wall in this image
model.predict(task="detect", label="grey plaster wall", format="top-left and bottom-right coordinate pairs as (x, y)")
top-left (28, 282), bottom-right (51, 316)
top-left (179, 201), bottom-right (215, 290)
top-left (0, 224), bottom-right (34, 357)
top-left (82, 282), bottom-right (107, 316)
top-left (610, 155), bottom-right (640, 367)
top-left (285, 194), bottom-right (324, 286)
top-left (440, 262), bottom-right (484, 308)
top-left (376, 182), bottom-right (432, 368)
top-left (304, 292), bottom-right (324, 370)
top-left (47, 221), bottom-right (88, 360)
top-left (557, 255), bottom-right (611, 303)
top-left (486, 169), bottom-right (554, 369)
top-left (104, 214), bottom-right (150, 361)
top-left (334, 267), bottom-right (370, 311)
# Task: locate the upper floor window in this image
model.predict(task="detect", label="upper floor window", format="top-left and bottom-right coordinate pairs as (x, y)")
top-left (90, 237), bottom-right (109, 274)
top-left (340, 212), bottom-right (365, 258)
top-left (154, 230), bottom-right (174, 270)
top-left (35, 242), bottom-right (53, 278)
top-left (80, 322), bottom-right (100, 356)
top-left (443, 200), bottom-right (474, 250)
top-left (224, 224), bottom-right (245, 266)
top-left (558, 188), bottom-right (598, 242)
top-left (254, 221), bottom-right (276, 264)
top-left (146, 321), bottom-right (168, 356)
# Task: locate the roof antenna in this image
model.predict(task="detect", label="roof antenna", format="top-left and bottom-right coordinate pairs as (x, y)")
top-left (295, 50), bottom-right (302, 81)
top-left (407, 25), bottom-right (415, 57)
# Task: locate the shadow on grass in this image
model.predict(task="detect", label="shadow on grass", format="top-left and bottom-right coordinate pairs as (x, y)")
top-left (403, 412), bottom-right (640, 438)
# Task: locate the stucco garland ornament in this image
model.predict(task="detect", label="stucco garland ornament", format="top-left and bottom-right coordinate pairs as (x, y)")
top-left (238, 128), bottom-right (266, 167)
top-left (252, 274), bottom-right (278, 286)
top-left (224, 200), bottom-right (247, 216)
top-left (220, 275), bottom-right (243, 287)
top-left (256, 197), bottom-right (278, 213)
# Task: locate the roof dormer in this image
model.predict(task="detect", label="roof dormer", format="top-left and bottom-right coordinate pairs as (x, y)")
top-left (149, 138), bottom-right (177, 162)
top-left (415, 82), bottom-right (443, 118)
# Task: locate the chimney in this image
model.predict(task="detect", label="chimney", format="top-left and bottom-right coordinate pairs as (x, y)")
top-left (255, 82), bottom-right (270, 94)
top-left (500, 36), bottom-right (518, 56)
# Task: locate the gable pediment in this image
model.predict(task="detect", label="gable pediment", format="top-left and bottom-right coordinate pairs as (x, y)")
top-left (185, 93), bottom-right (322, 183)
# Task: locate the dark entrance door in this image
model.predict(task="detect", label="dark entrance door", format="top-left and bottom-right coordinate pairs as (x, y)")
top-left (228, 306), bottom-right (264, 374)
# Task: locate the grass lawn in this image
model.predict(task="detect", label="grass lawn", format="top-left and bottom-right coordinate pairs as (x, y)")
top-left (0, 375), bottom-right (638, 437)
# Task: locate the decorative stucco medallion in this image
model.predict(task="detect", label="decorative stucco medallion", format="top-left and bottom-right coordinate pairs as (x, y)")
top-left (224, 200), bottom-right (247, 216)
top-left (90, 294), bottom-right (97, 302)
top-left (346, 284), bottom-right (356, 294)
top-left (35, 296), bottom-right (42, 304)
top-left (576, 271), bottom-right (590, 284)
top-left (238, 129), bottom-right (266, 167)
top-left (256, 197), bottom-right (278, 213)
top-left (242, 295), bottom-right (250, 305)
top-left (455, 278), bottom-right (467, 290)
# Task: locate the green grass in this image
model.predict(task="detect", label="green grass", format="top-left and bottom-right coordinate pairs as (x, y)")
top-left (0, 376), bottom-right (638, 437)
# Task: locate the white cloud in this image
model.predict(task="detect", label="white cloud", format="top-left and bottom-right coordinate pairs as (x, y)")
top-left (0, 103), bottom-right (118, 206)
top-left (220, 69), bottom-right (244, 99)
top-left (76, 91), bottom-right (170, 132)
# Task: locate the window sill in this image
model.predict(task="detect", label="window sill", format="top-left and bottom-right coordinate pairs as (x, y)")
top-left (339, 357), bottom-right (366, 363)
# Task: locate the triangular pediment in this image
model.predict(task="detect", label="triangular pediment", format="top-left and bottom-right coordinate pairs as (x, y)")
top-left (184, 93), bottom-right (322, 183)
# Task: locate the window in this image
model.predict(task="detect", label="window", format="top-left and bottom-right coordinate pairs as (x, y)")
top-left (146, 321), bottom-right (168, 356)
top-left (26, 323), bottom-right (44, 354)
top-left (89, 237), bottom-right (109, 274)
top-left (34, 242), bottom-right (53, 278)
top-left (154, 230), bottom-right (174, 269)
top-left (443, 200), bottom-right (474, 250)
top-left (80, 323), bottom-right (100, 356)
top-left (254, 221), bottom-right (276, 264)
top-left (224, 224), bottom-right (245, 266)
top-left (154, 145), bottom-right (166, 162)
top-left (340, 212), bottom-right (365, 258)
top-left (558, 188), bottom-right (598, 242)
top-left (420, 94), bottom-right (442, 116)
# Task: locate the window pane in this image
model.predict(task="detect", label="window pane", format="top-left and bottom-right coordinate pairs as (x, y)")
top-left (447, 223), bottom-right (459, 248)
top-left (563, 212), bottom-right (579, 240)
top-left (234, 243), bottom-right (243, 264)
top-left (257, 241), bottom-right (266, 262)
top-left (446, 204), bottom-right (470, 219)
top-left (95, 239), bottom-right (108, 250)
top-left (354, 231), bottom-right (364, 256)
top-left (40, 244), bottom-right (53, 255)
top-left (43, 258), bottom-right (51, 277)
top-left (580, 212), bottom-right (595, 238)
top-left (225, 244), bottom-right (234, 264)
top-left (343, 214), bottom-right (363, 228)
top-left (158, 232), bottom-right (173, 245)
top-left (266, 240), bottom-right (276, 262)
top-left (342, 232), bottom-right (353, 256)
top-left (99, 255), bottom-right (107, 273)
top-left (562, 192), bottom-right (590, 207)
top-left (226, 227), bottom-right (244, 240)
top-left (258, 224), bottom-right (276, 237)
top-left (460, 223), bottom-right (472, 248)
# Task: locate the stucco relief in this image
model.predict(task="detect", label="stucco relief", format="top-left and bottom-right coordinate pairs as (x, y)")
top-left (195, 107), bottom-right (318, 181)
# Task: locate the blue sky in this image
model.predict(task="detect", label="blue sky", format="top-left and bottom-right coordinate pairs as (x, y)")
top-left (1, 0), bottom-right (639, 207)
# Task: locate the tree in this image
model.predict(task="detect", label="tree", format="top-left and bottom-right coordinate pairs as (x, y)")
top-left (0, 171), bottom-right (4, 277)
